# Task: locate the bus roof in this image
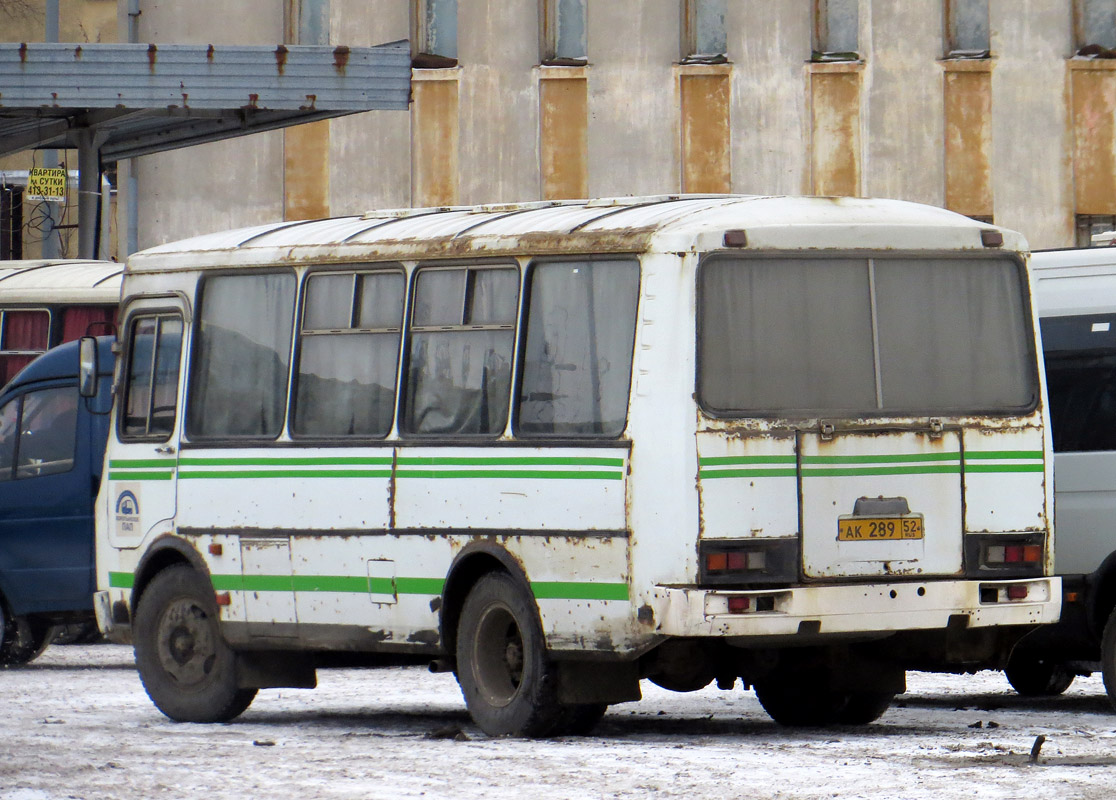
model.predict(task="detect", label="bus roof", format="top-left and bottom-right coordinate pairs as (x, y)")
top-left (128, 195), bottom-right (1023, 273)
top-left (0, 260), bottom-right (122, 304)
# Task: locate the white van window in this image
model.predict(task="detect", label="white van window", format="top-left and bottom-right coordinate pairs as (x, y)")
top-left (1040, 313), bottom-right (1116, 452)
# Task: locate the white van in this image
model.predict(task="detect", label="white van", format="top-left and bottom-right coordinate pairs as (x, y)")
top-left (1022, 247), bottom-right (1116, 705)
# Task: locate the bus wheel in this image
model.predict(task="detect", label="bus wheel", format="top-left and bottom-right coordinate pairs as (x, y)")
top-left (754, 678), bottom-right (892, 726)
top-left (0, 603), bottom-right (55, 666)
top-left (1004, 653), bottom-right (1075, 697)
top-left (1102, 608), bottom-right (1116, 711)
top-left (134, 565), bottom-right (257, 723)
top-left (455, 571), bottom-right (563, 737)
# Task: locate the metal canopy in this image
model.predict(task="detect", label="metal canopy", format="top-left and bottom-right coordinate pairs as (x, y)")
top-left (0, 40), bottom-right (412, 161)
top-left (0, 39), bottom-right (411, 259)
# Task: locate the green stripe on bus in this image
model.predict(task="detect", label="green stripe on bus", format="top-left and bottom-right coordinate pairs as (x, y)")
top-left (178, 456), bottom-right (394, 467)
top-left (109, 459), bottom-right (176, 469)
top-left (964, 451), bottom-right (1043, 461)
top-left (802, 465), bottom-right (961, 477)
top-left (179, 469), bottom-right (393, 479)
top-left (108, 471), bottom-right (175, 481)
top-left (108, 571), bottom-right (134, 589)
top-left (109, 570), bottom-right (626, 602)
top-left (396, 455), bottom-right (624, 467)
top-left (699, 468), bottom-right (798, 479)
top-left (394, 469), bottom-right (622, 480)
top-left (963, 463), bottom-right (1046, 473)
top-left (801, 452), bottom-right (961, 464)
top-left (531, 581), bottom-right (629, 601)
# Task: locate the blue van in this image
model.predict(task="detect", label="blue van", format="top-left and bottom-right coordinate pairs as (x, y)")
top-left (0, 337), bottom-right (114, 665)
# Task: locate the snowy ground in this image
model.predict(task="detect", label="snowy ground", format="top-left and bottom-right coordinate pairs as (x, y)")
top-left (2, 645), bottom-right (1115, 800)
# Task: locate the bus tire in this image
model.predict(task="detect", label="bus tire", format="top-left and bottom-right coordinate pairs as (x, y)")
top-left (134, 565), bottom-right (256, 723)
top-left (754, 678), bottom-right (892, 727)
top-left (0, 603), bottom-right (54, 666)
top-left (1102, 607), bottom-right (1116, 711)
top-left (1004, 653), bottom-right (1075, 697)
top-left (455, 571), bottom-right (563, 737)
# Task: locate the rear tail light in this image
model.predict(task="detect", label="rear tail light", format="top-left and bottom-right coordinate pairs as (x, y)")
top-left (707, 550), bottom-right (767, 573)
top-left (968, 534), bottom-right (1046, 577)
top-left (984, 543), bottom-right (1042, 565)
top-left (699, 539), bottom-right (797, 586)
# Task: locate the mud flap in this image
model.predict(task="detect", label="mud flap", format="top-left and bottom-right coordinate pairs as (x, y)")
top-left (237, 651), bottom-right (317, 690)
top-left (557, 660), bottom-right (642, 704)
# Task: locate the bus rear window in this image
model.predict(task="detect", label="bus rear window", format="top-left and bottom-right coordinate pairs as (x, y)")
top-left (698, 255), bottom-right (1035, 416)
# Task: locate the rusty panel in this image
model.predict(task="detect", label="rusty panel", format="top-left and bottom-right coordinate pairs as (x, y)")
top-left (283, 120), bottom-right (331, 221)
top-left (412, 79), bottom-right (460, 207)
top-left (680, 73), bottom-right (731, 194)
top-left (539, 75), bottom-right (588, 200)
top-left (1072, 67), bottom-right (1116, 215)
top-left (810, 70), bottom-right (861, 197)
top-left (944, 70), bottom-right (993, 218)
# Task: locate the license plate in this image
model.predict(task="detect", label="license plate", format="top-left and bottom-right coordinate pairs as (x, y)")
top-left (838, 516), bottom-right (924, 541)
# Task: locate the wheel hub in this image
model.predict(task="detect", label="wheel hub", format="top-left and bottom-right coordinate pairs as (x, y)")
top-left (157, 599), bottom-right (216, 686)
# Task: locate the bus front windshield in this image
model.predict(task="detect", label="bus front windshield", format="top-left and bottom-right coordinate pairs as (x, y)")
top-left (698, 255), bottom-right (1036, 417)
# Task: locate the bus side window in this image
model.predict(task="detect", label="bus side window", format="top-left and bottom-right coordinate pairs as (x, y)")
top-left (294, 270), bottom-right (405, 438)
top-left (122, 315), bottom-right (183, 439)
top-left (517, 259), bottom-right (639, 437)
top-left (186, 273), bottom-right (296, 440)
top-left (15, 387), bottom-right (77, 478)
top-left (403, 266), bottom-right (518, 436)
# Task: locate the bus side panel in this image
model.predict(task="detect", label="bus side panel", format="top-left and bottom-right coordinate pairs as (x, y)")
top-left (175, 446), bottom-right (393, 531)
top-left (392, 445), bottom-right (628, 532)
top-left (696, 432), bottom-right (797, 539)
top-left (961, 425), bottom-right (1048, 533)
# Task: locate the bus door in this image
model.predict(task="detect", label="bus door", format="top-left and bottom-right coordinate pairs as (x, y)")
top-left (106, 306), bottom-right (184, 551)
top-left (798, 427), bottom-right (964, 579)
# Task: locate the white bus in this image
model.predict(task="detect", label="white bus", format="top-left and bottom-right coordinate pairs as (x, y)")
top-left (92, 196), bottom-right (1059, 735)
top-left (1008, 247), bottom-right (1116, 704)
top-left (0, 260), bottom-right (121, 386)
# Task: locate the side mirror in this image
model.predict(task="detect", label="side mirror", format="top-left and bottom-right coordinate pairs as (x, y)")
top-left (79, 337), bottom-right (98, 398)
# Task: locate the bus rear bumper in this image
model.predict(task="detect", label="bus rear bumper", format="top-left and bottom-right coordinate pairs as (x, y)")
top-left (652, 577), bottom-right (1061, 639)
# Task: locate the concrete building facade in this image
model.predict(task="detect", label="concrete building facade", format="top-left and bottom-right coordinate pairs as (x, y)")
top-left (6, 1), bottom-right (1116, 255)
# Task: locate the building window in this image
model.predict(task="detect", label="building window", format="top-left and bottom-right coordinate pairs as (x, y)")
top-left (945, 0), bottom-right (990, 57)
top-left (813, 0), bottom-right (859, 61)
top-left (1076, 0), bottom-right (1116, 53)
top-left (1076, 214), bottom-right (1116, 246)
top-left (682, 0), bottom-right (727, 63)
top-left (540, 0), bottom-right (587, 65)
top-left (413, 0), bottom-right (458, 68)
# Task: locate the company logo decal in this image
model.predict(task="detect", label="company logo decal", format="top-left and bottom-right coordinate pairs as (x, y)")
top-left (115, 490), bottom-right (140, 535)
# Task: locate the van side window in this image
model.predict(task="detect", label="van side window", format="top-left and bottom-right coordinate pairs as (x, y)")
top-left (517, 259), bottom-right (639, 437)
top-left (0, 387), bottom-right (77, 480)
top-left (187, 273), bottom-right (296, 440)
top-left (294, 270), bottom-right (405, 438)
top-left (122, 315), bottom-right (183, 439)
top-left (1040, 314), bottom-right (1116, 452)
top-left (402, 266), bottom-right (518, 436)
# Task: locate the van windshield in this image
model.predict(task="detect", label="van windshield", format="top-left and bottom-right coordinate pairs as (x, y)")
top-left (698, 255), bottom-right (1036, 416)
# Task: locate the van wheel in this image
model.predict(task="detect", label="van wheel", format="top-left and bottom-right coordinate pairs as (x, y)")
top-left (134, 565), bottom-right (256, 722)
top-left (754, 678), bottom-right (892, 726)
top-left (0, 603), bottom-right (55, 666)
top-left (1102, 608), bottom-right (1116, 711)
top-left (1005, 653), bottom-right (1075, 697)
top-left (455, 571), bottom-right (563, 737)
